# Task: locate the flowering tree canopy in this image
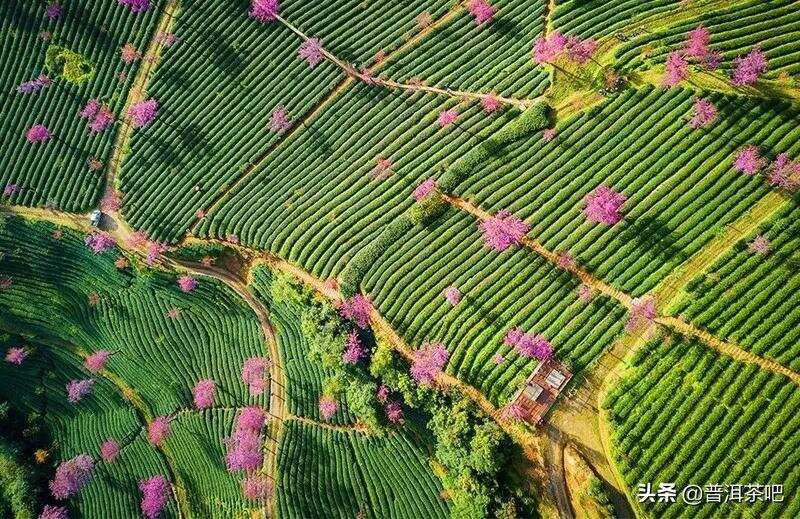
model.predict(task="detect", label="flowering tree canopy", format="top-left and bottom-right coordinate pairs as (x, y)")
top-left (583, 185), bottom-right (626, 225)
top-left (226, 407), bottom-right (265, 471)
top-left (492, 353), bottom-right (505, 364)
top-left (84, 350), bottom-right (110, 373)
top-left (299, 38), bottom-right (324, 68)
top-left (481, 94), bottom-right (500, 113)
top-left (100, 439), bottom-right (120, 462)
top-left (478, 209), bottom-right (529, 250)
top-left (385, 401), bottom-right (405, 425)
top-left (684, 25), bottom-right (710, 60)
top-left (269, 105), bottom-right (291, 133)
top-left (26, 124), bottom-right (51, 143)
top-left (342, 331), bottom-right (365, 365)
top-left (533, 32), bottom-right (566, 64)
top-left (662, 51), bottom-right (688, 87)
top-left (84, 233), bottom-right (116, 254)
top-left (145, 241), bottom-right (167, 265)
top-left (50, 454), bottom-right (94, 499)
top-left (733, 146), bottom-right (765, 176)
top-left (45, 3), bottom-right (63, 21)
top-left (732, 47), bottom-right (768, 86)
top-left (139, 475), bottom-right (171, 519)
top-left (241, 357), bottom-right (270, 395)
top-left (120, 43), bottom-right (140, 64)
top-left (39, 505), bottom-right (68, 519)
top-left (500, 402), bottom-right (526, 421)
top-left (626, 297), bottom-right (656, 332)
top-left (578, 284), bottom-right (592, 302)
top-left (176, 275), bottom-right (198, 293)
top-left (542, 128), bottom-right (556, 142)
top-left (192, 379), bottom-right (216, 409)
top-left (87, 105), bottom-right (115, 133)
top-left (319, 395), bottom-right (339, 420)
top-left (443, 286), bottom-right (460, 306)
top-left (748, 234), bottom-right (771, 255)
top-left (412, 178), bottom-right (436, 201)
top-left (5, 347), bottom-right (27, 365)
top-left (565, 36), bottom-right (598, 65)
top-left (410, 342), bottom-right (449, 385)
top-left (250, 0), bottom-right (280, 23)
top-left (376, 384), bottom-right (390, 404)
top-left (437, 109), bottom-right (458, 128)
top-left (689, 97), bottom-right (717, 128)
top-left (767, 153), bottom-right (800, 190)
top-left (148, 416), bottom-right (171, 446)
top-left (17, 74), bottom-right (51, 94)
top-left (127, 99), bottom-right (158, 128)
top-left (118, 0), bottom-right (151, 13)
top-left (338, 294), bottom-right (371, 329)
top-left (242, 474), bottom-right (273, 502)
top-left (504, 328), bottom-right (553, 360)
top-left (66, 379), bottom-right (94, 403)
top-left (467, 0), bottom-right (494, 25)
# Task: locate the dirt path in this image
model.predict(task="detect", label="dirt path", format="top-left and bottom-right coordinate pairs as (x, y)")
top-left (543, 426), bottom-right (574, 519)
top-left (288, 415), bottom-right (371, 434)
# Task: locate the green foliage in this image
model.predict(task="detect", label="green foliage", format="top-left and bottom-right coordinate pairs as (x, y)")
top-left (408, 191), bottom-right (448, 226)
top-left (0, 439), bottom-right (35, 519)
top-left (44, 45), bottom-right (95, 84)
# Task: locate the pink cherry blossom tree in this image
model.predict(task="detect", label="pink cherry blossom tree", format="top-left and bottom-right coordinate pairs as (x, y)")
top-left (84, 233), bottom-right (116, 254)
top-left (412, 178), bottom-right (436, 201)
top-left (226, 408), bottom-right (265, 471)
top-left (118, 0), bottom-right (150, 13)
top-left (542, 128), bottom-right (556, 142)
top-left (242, 474), bottom-right (273, 501)
top-left (500, 402), bottom-right (525, 421)
top-left (376, 384), bottom-right (390, 404)
top-left (410, 341), bottom-right (449, 385)
top-left (478, 209), bottom-right (530, 250)
top-left (748, 234), bottom-right (770, 255)
top-left (50, 454), bottom-right (94, 499)
top-left (250, 0), bottom-right (280, 23)
top-left (533, 32), bottom-right (566, 65)
top-left (127, 99), bottom-right (158, 128)
top-left (148, 416), bottom-right (171, 446)
top-left (342, 331), bottom-right (365, 365)
top-left (492, 353), bottom-right (505, 364)
top-left (299, 38), bottom-right (324, 68)
top-left (192, 379), bottom-right (216, 409)
top-left (565, 36), bottom-right (598, 65)
top-left (662, 51), bottom-right (688, 87)
top-left (269, 105), bottom-right (291, 133)
top-left (84, 350), bottom-right (111, 373)
top-left (319, 395), bottom-right (339, 420)
top-left (437, 109), bottom-right (458, 128)
top-left (39, 505), bottom-right (68, 519)
top-left (338, 294), bottom-right (372, 329)
top-left (583, 185), bottom-right (626, 225)
top-left (176, 275), bottom-right (198, 293)
top-left (688, 97), bottom-right (717, 128)
top-left (66, 379), bottom-right (94, 403)
top-left (504, 327), bottom-right (553, 360)
top-left (767, 153), bottom-right (800, 190)
top-left (26, 124), bottom-right (51, 143)
top-left (241, 357), bottom-right (270, 395)
top-left (626, 297), bottom-right (656, 332)
top-left (45, 2), bottom-right (62, 20)
top-left (468, 0), bottom-right (494, 25)
top-left (577, 284), bottom-right (592, 302)
top-left (139, 475), bottom-right (171, 519)
top-left (16, 74), bottom-right (51, 94)
top-left (481, 94), bottom-right (501, 113)
top-left (100, 439), bottom-right (120, 462)
top-left (5, 347), bottom-right (27, 365)
top-left (385, 401), bottom-right (405, 425)
top-left (731, 47), bottom-right (768, 86)
top-left (684, 25), bottom-right (710, 61)
top-left (443, 286), bottom-right (460, 306)
top-left (733, 146), bottom-right (765, 176)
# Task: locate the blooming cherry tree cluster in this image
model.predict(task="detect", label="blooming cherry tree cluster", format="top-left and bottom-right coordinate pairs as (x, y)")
top-left (5, 347), bottom-right (27, 365)
top-left (269, 105), bottom-right (291, 133)
top-left (242, 474), bottom-right (273, 502)
top-left (176, 275), bottom-right (198, 293)
top-left (241, 356), bottom-right (270, 395)
top-left (319, 395), bottom-right (339, 420)
top-left (16, 74), bottom-right (51, 94)
top-left (467, 0), bottom-right (494, 25)
top-left (299, 38), bottom-right (324, 68)
top-left (767, 153), bottom-right (800, 190)
top-left (688, 97), bottom-right (717, 128)
top-left (45, 2), bottom-right (63, 20)
top-left (100, 439), bottom-right (120, 462)
top-left (500, 402), bottom-right (525, 421)
top-left (26, 124), bottom-right (51, 143)
top-left (481, 94), bottom-right (501, 113)
top-left (3, 183), bottom-right (21, 197)
top-left (564, 36), bottom-right (598, 65)
top-left (118, 0), bottom-right (150, 13)
top-left (39, 505), bottom-right (68, 519)
top-left (84, 233), bottom-right (116, 254)
top-left (626, 297), bottom-right (657, 332)
top-left (662, 52), bottom-right (688, 87)
top-left (50, 454), bottom-right (94, 499)
top-left (148, 416), bottom-right (171, 446)
top-left (443, 286), bottom-right (460, 306)
top-left (250, 0), bottom-right (280, 22)
top-left (504, 327), bottom-right (553, 360)
top-left (192, 379), bottom-right (216, 409)
top-left (80, 99), bottom-right (115, 134)
top-left (66, 379), bottom-right (95, 403)
top-left (342, 331), bottom-right (365, 365)
top-left (226, 407), bottom-right (265, 471)
top-left (732, 47), bottom-right (768, 86)
top-left (748, 234), bottom-right (771, 255)
top-left (583, 185), bottom-right (626, 225)
top-left (338, 294), bottom-right (371, 329)
top-left (412, 178), bottom-right (436, 201)
top-left (479, 209), bottom-right (530, 251)
top-left (664, 25), bottom-right (722, 87)
top-left (139, 475), bottom-right (171, 519)
top-left (410, 342), bottom-right (449, 385)
top-left (733, 146), bottom-right (766, 175)
top-left (127, 99), bottom-right (158, 128)
top-left (384, 400), bottom-right (405, 425)
top-left (533, 32), bottom-right (596, 67)
top-left (437, 109), bottom-right (458, 128)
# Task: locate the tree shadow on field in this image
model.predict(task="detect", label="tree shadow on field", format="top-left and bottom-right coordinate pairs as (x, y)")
top-left (62, 3), bottom-right (124, 51)
top-left (2, 0), bottom-right (39, 35)
top-left (492, 18), bottom-right (523, 42)
top-left (623, 215), bottom-right (687, 265)
top-left (201, 26), bottom-right (247, 78)
top-left (304, 123), bottom-right (334, 158)
top-left (179, 121), bottom-right (214, 159)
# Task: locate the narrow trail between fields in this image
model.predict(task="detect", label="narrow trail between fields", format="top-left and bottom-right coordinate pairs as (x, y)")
top-left (632, 69), bottom-right (800, 104)
top-left (288, 415), bottom-right (371, 434)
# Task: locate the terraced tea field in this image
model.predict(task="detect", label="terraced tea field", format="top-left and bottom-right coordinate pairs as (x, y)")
top-left (1, 0), bottom-right (799, 518)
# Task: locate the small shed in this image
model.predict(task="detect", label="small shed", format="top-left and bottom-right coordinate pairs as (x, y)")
top-left (508, 358), bottom-right (572, 425)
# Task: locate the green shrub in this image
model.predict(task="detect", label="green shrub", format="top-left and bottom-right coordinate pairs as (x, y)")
top-left (44, 45), bottom-right (94, 84)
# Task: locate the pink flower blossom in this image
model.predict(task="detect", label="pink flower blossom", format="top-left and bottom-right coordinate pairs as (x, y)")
top-left (481, 94), bottom-right (501, 113)
top-left (84, 350), bottom-right (110, 373)
top-left (376, 384), bottom-right (390, 404)
top-left (139, 475), bottom-right (171, 519)
top-left (410, 342), bottom-right (449, 385)
top-left (269, 105), bottom-right (291, 133)
top-left (242, 474), bottom-right (273, 501)
top-left (556, 251), bottom-right (575, 270)
top-left (504, 327), bottom-right (524, 346)
top-left (732, 47), bottom-right (768, 86)
top-left (237, 406), bottom-right (266, 431)
top-left (192, 379), bottom-right (216, 409)
top-left (492, 354), bottom-right (505, 364)
top-left (533, 32), bottom-right (566, 64)
top-left (166, 307), bottom-right (180, 319)
top-left (118, 0), bottom-right (151, 13)
top-left (339, 294), bottom-right (372, 329)
top-left (84, 233), bottom-right (116, 254)
top-left (385, 401), bottom-right (405, 425)
top-left (684, 25), bottom-right (710, 60)
top-left (241, 357), bottom-right (270, 395)
top-left (500, 402), bottom-right (525, 421)
top-left (412, 178), bottom-right (436, 201)
top-left (145, 241), bottom-right (166, 265)
top-left (319, 396), bottom-right (339, 420)
top-left (66, 379), bottom-right (94, 403)
top-left (17, 74), bottom-right (51, 94)
top-left (148, 416), bottom-right (171, 446)
top-left (767, 153), bottom-right (800, 190)
top-left (748, 234), bottom-right (771, 255)
top-left (120, 43), bottom-right (140, 64)
top-left (443, 286), bottom-right (460, 306)
top-left (250, 0), bottom-right (280, 23)
top-left (565, 36), bottom-right (597, 65)
top-left (583, 185), bottom-right (626, 225)
top-left (88, 106), bottom-right (114, 133)
top-left (226, 409), bottom-right (266, 472)
top-left (437, 109), bottom-right (458, 128)
top-left (542, 128), bottom-right (556, 142)
top-left (516, 333), bottom-right (553, 360)
top-left (45, 2), bottom-right (62, 20)
top-left (26, 124), bottom-right (51, 143)
top-left (478, 209), bottom-right (530, 250)
top-left (468, 0), bottom-right (494, 25)
top-left (50, 454), bottom-right (94, 499)
top-left (100, 191), bottom-right (121, 212)
top-left (733, 146), bottom-right (765, 176)
top-left (662, 51), bottom-right (688, 87)
top-left (689, 97), bottom-right (717, 128)
top-left (127, 99), bottom-right (158, 128)
top-left (703, 50), bottom-right (722, 70)
top-left (342, 331), bottom-right (365, 365)
top-left (177, 275), bottom-right (198, 293)
top-left (126, 231), bottom-right (148, 248)
top-left (5, 347), bottom-right (27, 365)
top-left (370, 157), bottom-right (394, 180)
top-left (100, 439), bottom-right (120, 462)
top-left (577, 284), bottom-right (592, 302)
top-left (155, 32), bottom-right (179, 47)
top-left (39, 505), bottom-right (68, 519)
top-left (299, 37), bottom-right (324, 68)
top-left (626, 297), bottom-right (656, 332)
